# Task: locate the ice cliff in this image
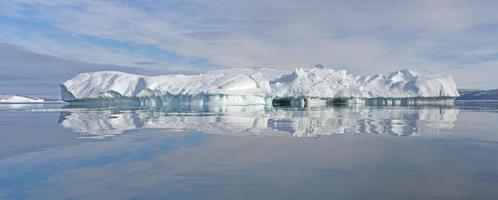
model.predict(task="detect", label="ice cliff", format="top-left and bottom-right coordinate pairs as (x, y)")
top-left (61, 66), bottom-right (459, 106)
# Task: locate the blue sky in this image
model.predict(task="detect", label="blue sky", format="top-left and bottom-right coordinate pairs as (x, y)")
top-left (0, 0), bottom-right (497, 89)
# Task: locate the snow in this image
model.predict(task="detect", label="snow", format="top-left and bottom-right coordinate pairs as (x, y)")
top-left (61, 66), bottom-right (459, 106)
top-left (61, 68), bottom-right (281, 106)
top-left (0, 94), bottom-right (45, 103)
top-left (271, 67), bottom-right (459, 98)
top-left (359, 69), bottom-right (459, 98)
top-left (270, 67), bottom-right (363, 98)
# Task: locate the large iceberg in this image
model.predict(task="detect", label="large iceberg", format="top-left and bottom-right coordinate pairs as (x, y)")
top-left (61, 66), bottom-right (459, 107)
top-left (61, 68), bottom-right (281, 106)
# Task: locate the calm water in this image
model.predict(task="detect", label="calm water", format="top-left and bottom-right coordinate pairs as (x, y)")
top-left (0, 101), bottom-right (497, 199)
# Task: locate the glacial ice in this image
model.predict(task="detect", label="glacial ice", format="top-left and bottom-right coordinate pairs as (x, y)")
top-left (61, 66), bottom-right (459, 106)
top-left (0, 94), bottom-right (45, 103)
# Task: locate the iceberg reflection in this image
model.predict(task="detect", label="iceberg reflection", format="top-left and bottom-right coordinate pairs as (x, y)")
top-left (57, 105), bottom-right (459, 138)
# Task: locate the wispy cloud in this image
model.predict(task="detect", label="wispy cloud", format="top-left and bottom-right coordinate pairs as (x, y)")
top-left (1, 0), bottom-right (498, 88)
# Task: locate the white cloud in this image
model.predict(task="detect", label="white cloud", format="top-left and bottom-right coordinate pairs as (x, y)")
top-left (1, 0), bottom-right (498, 88)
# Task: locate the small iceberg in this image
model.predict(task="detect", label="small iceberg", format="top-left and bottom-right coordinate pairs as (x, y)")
top-left (0, 94), bottom-right (45, 104)
top-left (61, 66), bottom-right (459, 107)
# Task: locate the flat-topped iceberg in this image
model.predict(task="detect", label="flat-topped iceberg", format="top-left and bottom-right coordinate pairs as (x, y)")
top-left (62, 68), bottom-right (281, 106)
top-left (61, 66), bottom-right (459, 106)
top-left (0, 94), bottom-right (45, 103)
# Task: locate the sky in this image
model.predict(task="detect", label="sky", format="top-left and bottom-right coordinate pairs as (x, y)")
top-left (0, 0), bottom-right (497, 96)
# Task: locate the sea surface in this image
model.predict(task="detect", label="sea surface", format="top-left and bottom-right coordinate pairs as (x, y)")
top-left (0, 101), bottom-right (497, 199)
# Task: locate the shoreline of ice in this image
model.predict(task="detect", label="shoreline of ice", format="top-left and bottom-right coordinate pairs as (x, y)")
top-left (61, 66), bottom-right (459, 107)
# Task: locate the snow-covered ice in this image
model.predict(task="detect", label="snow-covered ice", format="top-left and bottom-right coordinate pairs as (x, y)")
top-left (0, 94), bottom-right (45, 103)
top-left (61, 66), bottom-right (459, 106)
top-left (271, 67), bottom-right (459, 98)
top-left (61, 68), bottom-right (282, 106)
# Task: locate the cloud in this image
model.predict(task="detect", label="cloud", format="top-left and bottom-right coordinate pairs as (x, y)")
top-left (0, 42), bottom-right (190, 98)
top-left (0, 0), bottom-right (498, 88)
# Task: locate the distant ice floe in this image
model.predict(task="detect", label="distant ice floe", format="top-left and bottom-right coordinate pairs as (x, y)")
top-left (56, 105), bottom-right (459, 138)
top-left (0, 94), bottom-right (45, 103)
top-left (61, 66), bottom-right (459, 107)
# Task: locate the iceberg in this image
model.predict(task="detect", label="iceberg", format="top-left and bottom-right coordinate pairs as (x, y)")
top-left (61, 66), bottom-right (459, 107)
top-left (270, 67), bottom-right (459, 106)
top-left (0, 94), bottom-right (45, 103)
top-left (61, 68), bottom-right (281, 106)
